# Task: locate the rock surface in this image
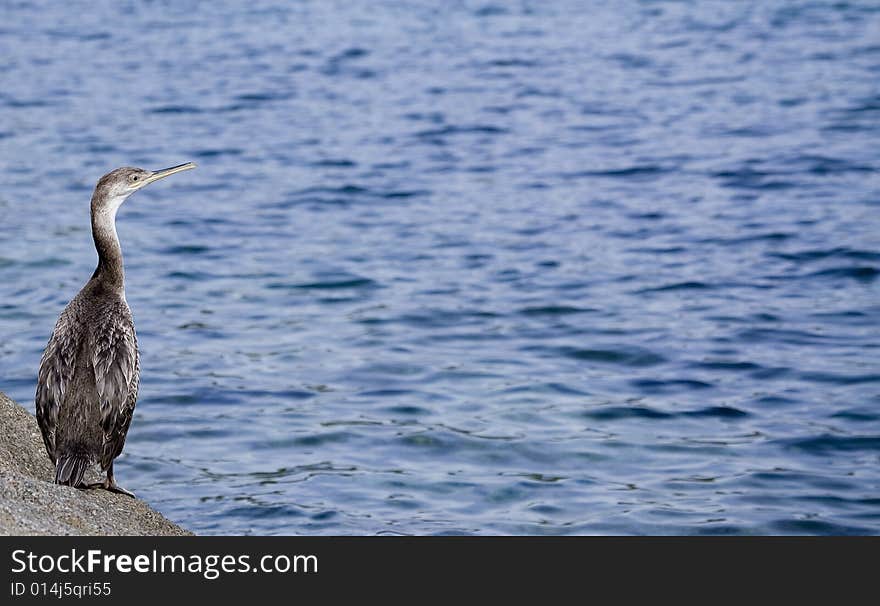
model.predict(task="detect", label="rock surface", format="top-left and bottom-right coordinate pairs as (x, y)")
top-left (0, 391), bottom-right (190, 536)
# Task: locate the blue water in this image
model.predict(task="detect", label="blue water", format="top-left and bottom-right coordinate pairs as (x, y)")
top-left (1, 1), bottom-right (879, 535)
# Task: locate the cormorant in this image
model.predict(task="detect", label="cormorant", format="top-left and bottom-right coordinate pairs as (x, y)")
top-left (35, 162), bottom-right (196, 496)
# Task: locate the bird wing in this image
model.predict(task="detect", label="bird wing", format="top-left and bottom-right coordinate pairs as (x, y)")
top-left (93, 300), bottom-right (140, 469)
top-left (35, 309), bottom-right (79, 463)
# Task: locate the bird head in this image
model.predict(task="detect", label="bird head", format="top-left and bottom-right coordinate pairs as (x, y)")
top-left (91, 163), bottom-right (196, 216)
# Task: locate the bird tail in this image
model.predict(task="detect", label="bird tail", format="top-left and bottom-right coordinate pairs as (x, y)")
top-left (55, 451), bottom-right (90, 487)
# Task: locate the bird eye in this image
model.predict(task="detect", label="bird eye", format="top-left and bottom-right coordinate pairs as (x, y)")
top-left (130, 175), bottom-right (139, 182)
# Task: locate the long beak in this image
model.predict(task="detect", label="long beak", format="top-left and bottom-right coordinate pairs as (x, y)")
top-left (139, 162), bottom-right (197, 188)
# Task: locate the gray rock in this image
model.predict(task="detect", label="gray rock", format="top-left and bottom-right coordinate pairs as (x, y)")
top-left (0, 391), bottom-right (191, 535)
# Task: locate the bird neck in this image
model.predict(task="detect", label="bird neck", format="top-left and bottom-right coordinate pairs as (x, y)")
top-left (90, 196), bottom-right (126, 291)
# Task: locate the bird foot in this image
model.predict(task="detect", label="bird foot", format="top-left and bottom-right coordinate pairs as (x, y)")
top-left (85, 479), bottom-right (136, 498)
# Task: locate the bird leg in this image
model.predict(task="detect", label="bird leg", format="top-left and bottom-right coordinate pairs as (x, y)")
top-left (85, 462), bottom-right (136, 498)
